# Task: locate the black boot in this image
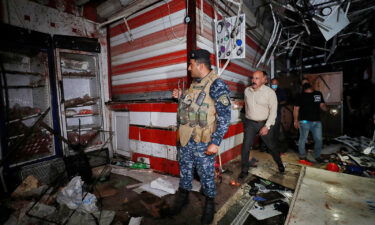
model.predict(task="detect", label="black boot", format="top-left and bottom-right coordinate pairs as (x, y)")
top-left (278, 162), bottom-right (285, 173)
top-left (169, 188), bottom-right (189, 215)
top-left (201, 197), bottom-right (215, 224)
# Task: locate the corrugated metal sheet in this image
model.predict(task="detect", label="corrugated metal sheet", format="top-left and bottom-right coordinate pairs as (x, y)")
top-left (106, 0), bottom-right (271, 175)
top-left (109, 0), bottom-right (188, 100)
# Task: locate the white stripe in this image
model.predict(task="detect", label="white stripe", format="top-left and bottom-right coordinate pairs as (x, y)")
top-left (197, 35), bottom-right (214, 51)
top-left (151, 112), bottom-right (177, 127)
top-left (112, 64), bottom-right (186, 85)
top-left (129, 132), bottom-right (243, 159)
top-left (221, 70), bottom-right (250, 85)
top-left (110, 10), bottom-right (186, 46)
top-left (112, 70), bottom-right (186, 85)
top-left (112, 39), bottom-right (186, 65)
top-left (109, 0), bottom-right (174, 28)
top-left (130, 140), bottom-right (177, 160)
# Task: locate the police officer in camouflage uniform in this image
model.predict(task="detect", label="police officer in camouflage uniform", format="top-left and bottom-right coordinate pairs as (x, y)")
top-left (170, 49), bottom-right (231, 224)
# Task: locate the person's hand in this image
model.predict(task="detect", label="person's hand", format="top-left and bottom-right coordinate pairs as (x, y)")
top-left (259, 126), bottom-right (269, 136)
top-left (205, 144), bottom-right (219, 155)
top-left (294, 120), bottom-right (299, 129)
top-left (172, 88), bottom-right (182, 99)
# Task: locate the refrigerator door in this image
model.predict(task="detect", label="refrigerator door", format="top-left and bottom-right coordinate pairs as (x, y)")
top-left (0, 48), bottom-right (56, 167)
top-left (55, 49), bottom-right (105, 154)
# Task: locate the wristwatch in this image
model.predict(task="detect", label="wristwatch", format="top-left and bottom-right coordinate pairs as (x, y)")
top-left (265, 125), bottom-right (270, 130)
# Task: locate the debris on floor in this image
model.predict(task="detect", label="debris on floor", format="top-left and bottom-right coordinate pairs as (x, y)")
top-left (219, 175), bottom-right (294, 225)
top-left (129, 217), bottom-right (143, 225)
top-left (111, 166), bottom-right (201, 197)
top-left (249, 160), bottom-right (301, 190)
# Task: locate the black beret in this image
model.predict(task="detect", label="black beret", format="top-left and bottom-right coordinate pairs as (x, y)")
top-left (189, 49), bottom-right (211, 61)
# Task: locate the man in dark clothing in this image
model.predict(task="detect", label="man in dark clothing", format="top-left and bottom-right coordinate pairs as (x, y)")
top-left (293, 82), bottom-right (328, 162)
top-left (271, 78), bottom-right (287, 132)
top-left (260, 78), bottom-right (287, 152)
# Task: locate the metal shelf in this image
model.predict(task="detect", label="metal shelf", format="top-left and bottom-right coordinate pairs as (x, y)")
top-left (66, 124), bottom-right (101, 132)
top-left (7, 85), bottom-right (46, 89)
top-left (62, 72), bottom-right (95, 78)
top-left (65, 101), bottom-right (98, 109)
top-left (4, 70), bottom-right (43, 76)
top-left (66, 113), bottom-right (99, 118)
top-left (7, 112), bottom-right (42, 124)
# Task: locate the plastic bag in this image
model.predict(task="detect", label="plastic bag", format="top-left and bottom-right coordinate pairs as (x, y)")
top-left (56, 176), bottom-right (98, 213)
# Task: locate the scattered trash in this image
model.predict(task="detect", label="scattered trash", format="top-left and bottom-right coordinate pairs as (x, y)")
top-left (56, 176), bottom-right (98, 213)
top-left (11, 175), bottom-right (45, 198)
top-left (256, 191), bottom-right (285, 206)
top-left (129, 217), bottom-right (143, 225)
top-left (273, 200), bottom-right (289, 214)
top-left (130, 162), bottom-right (149, 169)
top-left (249, 202), bottom-right (283, 220)
top-left (348, 154), bottom-right (375, 168)
top-left (326, 163), bottom-right (340, 172)
top-left (344, 165), bottom-right (364, 175)
top-left (150, 177), bottom-right (176, 194)
top-left (334, 135), bottom-right (373, 153)
top-left (67, 210), bottom-right (115, 225)
top-left (253, 196), bottom-right (266, 202)
top-left (299, 159), bottom-right (313, 166)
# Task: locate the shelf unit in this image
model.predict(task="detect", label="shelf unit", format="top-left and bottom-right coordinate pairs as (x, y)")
top-left (55, 49), bottom-right (105, 154)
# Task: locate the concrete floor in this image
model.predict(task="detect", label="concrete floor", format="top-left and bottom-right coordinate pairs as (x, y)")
top-left (97, 149), bottom-right (311, 224)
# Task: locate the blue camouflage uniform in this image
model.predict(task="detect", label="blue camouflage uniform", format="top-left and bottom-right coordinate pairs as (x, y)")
top-left (179, 78), bottom-right (231, 198)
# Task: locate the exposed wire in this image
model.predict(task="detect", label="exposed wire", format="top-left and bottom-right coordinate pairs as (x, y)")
top-left (267, 27), bottom-right (283, 65)
top-left (163, 0), bottom-right (187, 43)
top-left (122, 17), bottom-right (134, 42)
top-left (256, 4), bottom-right (279, 67)
top-left (200, 0), bottom-right (204, 35)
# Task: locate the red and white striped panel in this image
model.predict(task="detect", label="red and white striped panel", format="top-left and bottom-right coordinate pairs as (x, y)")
top-left (196, 0), bottom-right (268, 96)
top-left (109, 0), bottom-right (188, 100)
top-left (108, 102), bottom-right (243, 175)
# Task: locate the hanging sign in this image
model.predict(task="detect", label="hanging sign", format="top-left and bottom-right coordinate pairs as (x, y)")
top-left (216, 14), bottom-right (246, 59)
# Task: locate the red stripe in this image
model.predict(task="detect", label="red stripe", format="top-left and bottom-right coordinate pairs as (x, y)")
top-left (129, 126), bottom-right (140, 140)
top-left (112, 50), bottom-right (187, 75)
top-left (132, 144), bottom-right (242, 176)
top-left (223, 80), bottom-right (246, 93)
top-left (111, 23), bottom-right (186, 57)
top-left (110, 0), bottom-right (186, 38)
top-left (226, 63), bottom-right (254, 77)
top-left (132, 153), bottom-right (180, 176)
top-left (196, 0), bottom-right (222, 20)
top-left (112, 77), bottom-right (187, 94)
top-left (216, 144), bottom-right (242, 165)
top-left (108, 102), bottom-right (178, 112)
top-left (223, 122), bottom-right (243, 139)
top-left (139, 127), bottom-right (177, 146)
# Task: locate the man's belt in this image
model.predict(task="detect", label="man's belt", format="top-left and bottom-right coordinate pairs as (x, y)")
top-left (249, 119), bottom-right (266, 123)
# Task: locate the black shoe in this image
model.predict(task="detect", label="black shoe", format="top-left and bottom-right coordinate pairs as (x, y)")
top-left (168, 188), bottom-right (189, 215)
top-left (278, 163), bottom-right (285, 173)
top-left (201, 197), bottom-right (215, 224)
top-left (238, 171), bottom-right (248, 180)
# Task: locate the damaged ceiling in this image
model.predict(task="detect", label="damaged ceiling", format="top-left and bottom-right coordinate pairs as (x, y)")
top-left (243, 0), bottom-right (375, 73)
top-left (76, 0), bottom-right (375, 74)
